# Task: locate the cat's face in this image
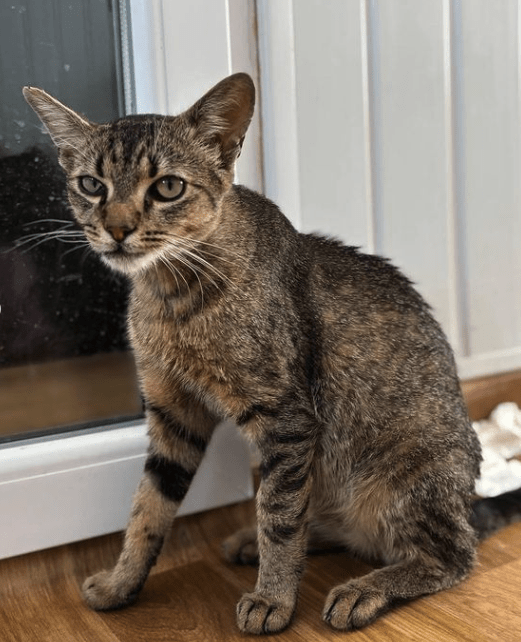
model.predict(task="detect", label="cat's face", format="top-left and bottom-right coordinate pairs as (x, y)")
top-left (23, 74), bottom-right (255, 276)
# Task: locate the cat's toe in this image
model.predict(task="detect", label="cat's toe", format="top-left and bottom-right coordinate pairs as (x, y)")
top-left (236, 592), bottom-right (295, 634)
top-left (322, 581), bottom-right (389, 631)
top-left (222, 526), bottom-right (259, 565)
top-left (82, 570), bottom-right (138, 611)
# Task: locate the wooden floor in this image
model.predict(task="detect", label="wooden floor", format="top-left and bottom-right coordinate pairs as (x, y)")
top-left (461, 367), bottom-right (521, 421)
top-left (1, 496), bottom-right (521, 641)
top-left (2, 371), bottom-right (521, 640)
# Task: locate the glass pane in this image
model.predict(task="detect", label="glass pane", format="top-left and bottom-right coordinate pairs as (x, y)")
top-left (0, 0), bottom-right (142, 441)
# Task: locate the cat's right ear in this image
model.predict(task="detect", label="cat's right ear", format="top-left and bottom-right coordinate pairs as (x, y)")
top-left (23, 87), bottom-right (93, 155)
top-left (186, 73), bottom-right (255, 170)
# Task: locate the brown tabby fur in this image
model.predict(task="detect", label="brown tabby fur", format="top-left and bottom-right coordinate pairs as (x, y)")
top-left (24, 74), bottom-right (521, 634)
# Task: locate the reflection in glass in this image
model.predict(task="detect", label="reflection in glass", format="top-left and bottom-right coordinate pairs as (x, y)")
top-left (0, 1), bottom-right (142, 440)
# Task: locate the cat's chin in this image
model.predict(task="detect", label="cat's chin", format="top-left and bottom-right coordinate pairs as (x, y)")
top-left (101, 250), bottom-right (158, 276)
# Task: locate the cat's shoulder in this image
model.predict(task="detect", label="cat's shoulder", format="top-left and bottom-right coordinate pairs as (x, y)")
top-left (301, 231), bottom-right (391, 274)
top-left (227, 184), bottom-right (298, 245)
top-left (231, 184), bottom-right (288, 221)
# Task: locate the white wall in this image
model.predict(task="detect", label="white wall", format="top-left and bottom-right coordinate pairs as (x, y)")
top-left (258, 0), bottom-right (521, 380)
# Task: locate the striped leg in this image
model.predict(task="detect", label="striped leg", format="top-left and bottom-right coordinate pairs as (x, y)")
top-left (82, 400), bottom-right (216, 610)
top-left (236, 415), bottom-right (316, 634)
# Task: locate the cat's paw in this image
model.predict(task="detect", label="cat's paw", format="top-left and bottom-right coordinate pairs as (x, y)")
top-left (322, 580), bottom-right (389, 630)
top-left (222, 526), bottom-right (259, 565)
top-left (236, 591), bottom-right (295, 634)
top-left (82, 570), bottom-right (138, 611)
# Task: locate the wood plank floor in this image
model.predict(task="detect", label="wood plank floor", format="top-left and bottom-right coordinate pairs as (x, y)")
top-left (1, 496), bottom-right (521, 641)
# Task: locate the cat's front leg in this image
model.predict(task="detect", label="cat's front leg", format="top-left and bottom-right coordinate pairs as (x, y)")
top-left (82, 400), bottom-right (216, 610)
top-left (236, 418), bottom-right (315, 634)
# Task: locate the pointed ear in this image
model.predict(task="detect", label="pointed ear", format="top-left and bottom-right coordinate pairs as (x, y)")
top-left (186, 73), bottom-right (255, 168)
top-left (23, 87), bottom-right (93, 153)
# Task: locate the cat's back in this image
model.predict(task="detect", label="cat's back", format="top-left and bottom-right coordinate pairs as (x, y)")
top-left (303, 233), bottom-right (444, 354)
top-left (304, 234), bottom-right (426, 315)
top-left (301, 233), bottom-right (471, 441)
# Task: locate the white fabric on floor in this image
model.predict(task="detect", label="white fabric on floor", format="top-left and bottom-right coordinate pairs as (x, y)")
top-left (473, 402), bottom-right (521, 497)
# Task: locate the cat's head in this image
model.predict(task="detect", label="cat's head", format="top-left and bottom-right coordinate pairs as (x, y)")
top-left (23, 74), bottom-right (255, 275)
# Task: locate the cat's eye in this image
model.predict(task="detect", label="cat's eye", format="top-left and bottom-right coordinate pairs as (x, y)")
top-left (150, 176), bottom-right (185, 202)
top-left (79, 176), bottom-right (105, 197)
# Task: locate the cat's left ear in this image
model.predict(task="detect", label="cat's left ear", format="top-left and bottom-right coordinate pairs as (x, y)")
top-left (186, 73), bottom-right (255, 169)
top-left (23, 87), bottom-right (94, 156)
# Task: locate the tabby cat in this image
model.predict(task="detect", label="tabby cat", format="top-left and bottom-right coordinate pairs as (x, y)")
top-left (24, 74), bottom-right (521, 634)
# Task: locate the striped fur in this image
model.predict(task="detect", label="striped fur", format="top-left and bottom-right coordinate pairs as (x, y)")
top-left (24, 74), bottom-right (521, 635)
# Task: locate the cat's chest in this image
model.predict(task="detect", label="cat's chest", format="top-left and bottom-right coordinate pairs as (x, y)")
top-left (127, 292), bottom-right (245, 401)
top-left (128, 294), bottom-right (220, 363)
top-left (127, 288), bottom-right (292, 419)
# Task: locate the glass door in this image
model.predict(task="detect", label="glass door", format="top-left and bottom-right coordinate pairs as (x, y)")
top-left (0, 0), bottom-right (259, 559)
top-left (0, 0), bottom-right (142, 441)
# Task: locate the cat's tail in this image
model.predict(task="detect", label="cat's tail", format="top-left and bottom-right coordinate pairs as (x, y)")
top-left (470, 487), bottom-right (521, 539)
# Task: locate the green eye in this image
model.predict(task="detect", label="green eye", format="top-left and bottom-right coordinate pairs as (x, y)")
top-left (79, 176), bottom-right (105, 196)
top-left (150, 176), bottom-right (185, 201)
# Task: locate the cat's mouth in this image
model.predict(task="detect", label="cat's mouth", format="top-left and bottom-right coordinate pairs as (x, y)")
top-left (102, 246), bottom-right (140, 262)
top-left (104, 246), bottom-right (139, 257)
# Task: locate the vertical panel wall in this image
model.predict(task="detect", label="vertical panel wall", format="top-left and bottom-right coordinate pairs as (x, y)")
top-left (459, 0), bottom-right (521, 370)
top-left (292, 0), bottom-right (371, 248)
top-left (258, 0), bottom-right (521, 380)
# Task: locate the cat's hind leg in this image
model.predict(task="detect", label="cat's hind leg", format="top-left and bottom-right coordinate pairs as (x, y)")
top-left (322, 553), bottom-right (470, 630)
top-left (321, 486), bottom-right (477, 630)
top-left (222, 519), bottom-right (348, 566)
top-left (222, 526), bottom-right (259, 565)
top-left (82, 398), bottom-right (217, 610)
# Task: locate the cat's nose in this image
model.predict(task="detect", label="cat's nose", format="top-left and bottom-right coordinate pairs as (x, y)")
top-left (105, 224), bottom-right (136, 243)
top-left (103, 203), bottom-right (140, 243)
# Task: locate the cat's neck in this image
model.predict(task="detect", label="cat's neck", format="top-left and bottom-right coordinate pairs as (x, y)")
top-left (134, 241), bottom-right (231, 295)
top-left (128, 214), bottom-right (243, 325)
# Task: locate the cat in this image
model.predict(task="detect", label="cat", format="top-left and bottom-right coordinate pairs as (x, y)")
top-left (23, 73), bottom-right (521, 634)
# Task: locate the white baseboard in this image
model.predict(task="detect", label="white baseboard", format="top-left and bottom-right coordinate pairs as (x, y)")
top-left (458, 346), bottom-right (521, 380)
top-left (0, 420), bottom-right (253, 560)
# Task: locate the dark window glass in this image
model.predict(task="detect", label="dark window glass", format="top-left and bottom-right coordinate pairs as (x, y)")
top-left (0, 1), bottom-right (142, 441)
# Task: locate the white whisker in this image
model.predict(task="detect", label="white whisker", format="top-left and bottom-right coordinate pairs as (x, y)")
top-left (15, 230), bottom-right (84, 243)
top-left (179, 240), bottom-right (237, 266)
top-left (159, 254), bottom-right (189, 300)
top-left (9, 228), bottom-right (86, 254)
top-left (180, 249), bottom-right (227, 293)
top-left (159, 239), bottom-right (225, 293)
top-left (166, 240), bottom-right (233, 289)
top-left (149, 230), bottom-right (244, 262)
top-left (172, 250), bottom-right (206, 310)
top-left (13, 230), bottom-right (84, 245)
top-left (22, 218), bottom-right (75, 228)
top-left (60, 242), bottom-right (92, 259)
top-left (187, 235), bottom-right (245, 259)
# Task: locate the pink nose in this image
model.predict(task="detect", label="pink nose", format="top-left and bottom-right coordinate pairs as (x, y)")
top-left (105, 225), bottom-right (136, 243)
